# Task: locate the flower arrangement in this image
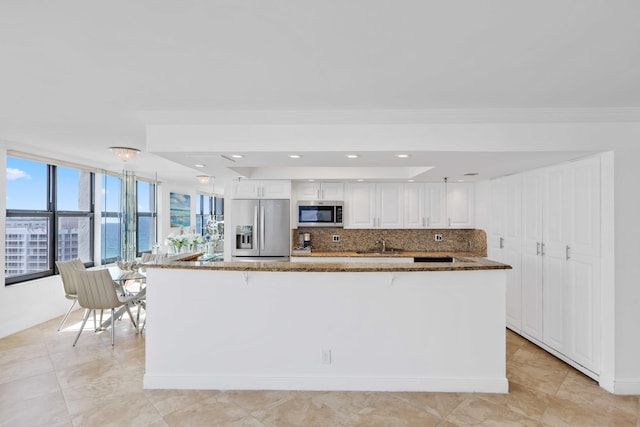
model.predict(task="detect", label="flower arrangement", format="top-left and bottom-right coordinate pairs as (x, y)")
top-left (166, 232), bottom-right (206, 253)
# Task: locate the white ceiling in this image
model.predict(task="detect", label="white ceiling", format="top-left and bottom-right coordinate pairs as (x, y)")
top-left (1, 1), bottom-right (639, 186)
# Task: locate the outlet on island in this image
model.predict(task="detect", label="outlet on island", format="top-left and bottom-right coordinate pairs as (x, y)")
top-left (332, 234), bottom-right (340, 242)
top-left (434, 233), bottom-right (443, 242)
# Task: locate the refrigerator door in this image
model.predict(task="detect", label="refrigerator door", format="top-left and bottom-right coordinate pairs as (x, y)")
top-left (260, 199), bottom-right (291, 256)
top-left (231, 199), bottom-right (260, 257)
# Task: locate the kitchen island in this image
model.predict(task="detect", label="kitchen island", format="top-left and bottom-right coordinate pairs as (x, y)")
top-left (143, 255), bottom-right (511, 393)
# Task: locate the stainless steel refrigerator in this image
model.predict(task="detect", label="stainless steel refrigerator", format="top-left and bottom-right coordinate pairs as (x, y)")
top-left (231, 199), bottom-right (290, 261)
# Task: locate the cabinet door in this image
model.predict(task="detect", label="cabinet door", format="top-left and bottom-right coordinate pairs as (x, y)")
top-left (566, 252), bottom-right (600, 373)
top-left (321, 183), bottom-right (344, 200)
top-left (489, 178), bottom-right (506, 260)
top-left (542, 166), bottom-right (569, 354)
top-left (345, 183), bottom-right (376, 228)
top-left (404, 183), bottom-right (426, 228)
top-left (521, 172), bottom-right (544, 341)
top-left (447, 183), bottom-right (475, 228)
top-left (565, 157), bottom-right (601, 373)
top-left (233, 180), bottom-right (261, 198)
top-left (261, 180), bottom-right (291, 199)
top-left (505, 175), bottom-right (523, 331)
top-left (377, 183), bottom-right (404, 228)
top-left (295, 182), bottom-right (321, 200)
top-left (425, 183), bottom-right (446, 228)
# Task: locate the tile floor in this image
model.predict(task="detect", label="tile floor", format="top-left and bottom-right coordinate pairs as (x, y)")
top-left (1, 309), bottom-right (639, 427)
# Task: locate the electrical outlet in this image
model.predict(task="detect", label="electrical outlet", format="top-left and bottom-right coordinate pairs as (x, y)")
top-left (332, 234), bottom-right (340, 242)
top-left (435, 233), bottom-right (443, 242)
top-left (322, 349), bottom-right (332, 364)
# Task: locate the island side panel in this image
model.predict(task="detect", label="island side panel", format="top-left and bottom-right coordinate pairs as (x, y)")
top-left (144, 268), bottom-right (507, 393)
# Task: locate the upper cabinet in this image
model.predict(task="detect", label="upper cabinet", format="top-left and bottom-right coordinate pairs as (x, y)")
top-left (345, 183), bottom-right (403, 229)
top-left (403, 183), bottom-right (447, 228)
top-left (294, 182), bottom-right (344, 201)
top-left (447, 182), bottom-right (475, 228)
top-left (231, 180), bottom-right (291, 199)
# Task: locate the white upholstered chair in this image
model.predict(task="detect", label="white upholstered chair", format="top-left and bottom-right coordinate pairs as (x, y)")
top-left (73, 268), bottom-right (138, 347)
top-left (55, 258), bottom-right (86, 331)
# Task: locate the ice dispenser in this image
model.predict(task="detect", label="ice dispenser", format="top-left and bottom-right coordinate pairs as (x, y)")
top-left (235, 225), bottom-right (254, 249)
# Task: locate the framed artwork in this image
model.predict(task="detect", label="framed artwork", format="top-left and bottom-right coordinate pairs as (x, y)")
top-left (170, 192), bottom-right (191, 227)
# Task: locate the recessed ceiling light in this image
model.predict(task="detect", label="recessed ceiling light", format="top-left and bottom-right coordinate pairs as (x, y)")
top-left (194, 164), bottom-right (206, 168)
top-left (231, 154), bottom-right (244, 159)
top-left (357, 179), bottom-right (365, 182)
top-left (396, 154), bottom-right (410, 158)
top-left (288, 154), bottom-right (302, 159)
top-left (457, 179), bottom-right (465, 182)
top-left (464, 172), bottom-right (479, 176)
top-left (346, 154), bottom-right (360, 159)
top-left (308, 179), bottom-right (315, 182)
top-left (408, 179), bottom-right (415, 182)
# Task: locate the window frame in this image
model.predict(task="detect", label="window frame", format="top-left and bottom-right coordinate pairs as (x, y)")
top-left (135, 179), bottom-right (157, 257)
top-left (5, 159), bottom-right (95, 286)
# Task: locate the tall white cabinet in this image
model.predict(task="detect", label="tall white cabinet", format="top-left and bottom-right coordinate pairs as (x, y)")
top-left (489, 175), bottom-right (523, 332)
top-left (501, 156), bottom-right (601, 377)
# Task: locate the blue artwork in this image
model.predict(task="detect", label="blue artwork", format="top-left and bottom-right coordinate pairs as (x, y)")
top-left (170, 192), bottom-right (191, 227)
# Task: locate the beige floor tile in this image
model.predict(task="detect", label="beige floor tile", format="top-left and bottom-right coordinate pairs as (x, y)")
top-left (0, 353), bottom-right (54, 385)
top-left (507, 359), bottom-right (568, 396)
top-left (445, 397), bottom-right (543, 426)
top-left (0, 389), bottom-right (71, 427)
top-left (555, 370), bottom-right (640, 418)
top-left (542, 395), bottom-right (637, 427)
top-left (389, 391), bottom-right (466, 419)
top-left (475, 381), bottom-right (552, 421)
top-left (163, 393), bottom-right (264, 427)
top-left (145, 389), bottom-right (219, 417)
top-left (0, 372), bottom-right (61, 404)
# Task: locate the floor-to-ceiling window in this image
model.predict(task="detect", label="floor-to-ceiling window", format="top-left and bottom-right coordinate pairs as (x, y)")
top-left (100, 173), bottom-right (122, 264)
top-left (136, 179), bottom-right (156, 255)
top-left (5, 156), bottom-right (95, 285)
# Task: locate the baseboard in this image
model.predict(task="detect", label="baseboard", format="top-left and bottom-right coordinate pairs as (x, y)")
top-left (143, 374), bottom-right (509, 394)
top-left (611, 379), bottom-right (640, 395)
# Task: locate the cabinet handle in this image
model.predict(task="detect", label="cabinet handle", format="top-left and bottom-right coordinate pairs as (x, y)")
top-left (499, 237), bottom-right (504, 249)
top-left (427, 217), bottom-right (431, 227)
top-left (536, 242), bottom-right (541, 256)
top-left (422, 217), bottom-right (426, 227)
top-left (541, 243), bottom-right (546, 256)
top-left (317, 189), bottom-right (321, 199)
top-left (566, 245), bottom-right (571, 260)
top-left (448, 217), bottom-right (451, 227)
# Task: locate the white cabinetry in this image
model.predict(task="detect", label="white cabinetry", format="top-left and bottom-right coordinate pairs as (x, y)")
top-left (403, 183), bottom-right (446, 228)
top-left (447, 182), bottom-right (475, 228)
top-left (518, 157), bottom-right (601, 376)
top-left (232, 180), bottom-right (291, 199)
top-left (294, 182), bottom-right (344, 201)
top-left (345, 183), bottom-right (403, 229)
top-left (489, 175), bottom-right (522, 332)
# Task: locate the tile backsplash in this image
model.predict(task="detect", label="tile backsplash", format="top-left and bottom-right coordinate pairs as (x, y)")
top-left (293, 228), bottom-right (487, 256)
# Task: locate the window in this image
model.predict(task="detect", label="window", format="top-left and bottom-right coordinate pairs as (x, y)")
top-left (5, 157), bottom-right (95, 285)
top-left (101, 174), bottom-right (121, 264)
top-left (136, 180), bottom-right (156, 255)
top-left (195, 194), bottom-right (212, 237)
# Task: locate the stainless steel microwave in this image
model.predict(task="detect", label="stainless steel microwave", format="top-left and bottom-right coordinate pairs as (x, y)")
top-left (297, 200), bottom-right (344, 227)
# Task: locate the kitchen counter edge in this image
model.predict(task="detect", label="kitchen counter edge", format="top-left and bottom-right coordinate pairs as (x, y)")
top-left (143, 254), bottom-right (511, 273)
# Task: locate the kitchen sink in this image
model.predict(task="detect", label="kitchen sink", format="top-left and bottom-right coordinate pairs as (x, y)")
top-left (355, 250), bottom-right (401, 255)
top-left (413, 256), bottom-right (454, 263)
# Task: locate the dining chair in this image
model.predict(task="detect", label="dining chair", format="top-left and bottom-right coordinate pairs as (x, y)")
top-left (73, 268), bottom-right (138, 347)
top-left (55, 258), bottom-right (86, 331)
